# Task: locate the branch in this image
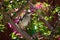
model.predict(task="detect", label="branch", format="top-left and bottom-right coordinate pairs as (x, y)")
top-left (48, 20), bottom-right (59, 40)
top-left (28, 1), bottom-right (53, 31)
top-left (1, 6), bottom-right (34, 40)
top-left (9, 18), bottom-right (34, 40)
top-left (28, 1), bottom-right (56, 40)
top-left (12, 2), bottom-right (28, 19)
top-left (12, 0), bottom-right (32, 19)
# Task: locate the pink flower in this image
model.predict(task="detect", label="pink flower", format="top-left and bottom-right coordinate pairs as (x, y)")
top-left (16, 33), bottom-right (22, 36)
top-left (7, 21), bottom-right (22, 38)
top-left (35, 2), bottom-right (43, 9)
top-left (13, 19), bottom-right (19, 23)
top-left (30, 6), bottom-right (35, 12)
top-left (14, 8), bottom-right (19, 12)
top-left (13, 31), bottom-right (17, 34)
top-left (8, 23), bottom-right (13, 28)
top-left (58, 37), bottom-right (60, 40)
top-left (13, 29), bottom-right (22, 37)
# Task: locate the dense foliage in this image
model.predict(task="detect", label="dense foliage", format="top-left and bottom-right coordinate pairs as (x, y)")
top-left (0, 0), bottom-right (60, 40)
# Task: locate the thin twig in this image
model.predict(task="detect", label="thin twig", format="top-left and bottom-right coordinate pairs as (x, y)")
top-left (48, 20), bottom-right (59, 40)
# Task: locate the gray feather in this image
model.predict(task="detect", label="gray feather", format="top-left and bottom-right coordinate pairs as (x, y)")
top-left (18, 13), bottom-right (31, 29)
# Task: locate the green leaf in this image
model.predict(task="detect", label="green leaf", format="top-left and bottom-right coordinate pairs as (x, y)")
top-left (37, 9), bottom-right (42, 14)
top-left (44, 2), bottom-right (50, 7)
top-left (0, 24), bottom-right (5, 32)
top-left (55, 7), bottom-right (60, 12)
top-left (44, 16), bottom-right (49, 21)
top-left (13, 12), bottom-right (16, 16)
top-left (52, 7), bottom-right (60, 14)
top-left (11, 32), bottom-right (18, 39)
top-left (0, 13), bottom-right (3, 20)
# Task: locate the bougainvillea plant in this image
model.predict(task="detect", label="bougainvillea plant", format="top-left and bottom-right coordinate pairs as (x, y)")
top-left (0, 0), bottom-right (60, 40)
